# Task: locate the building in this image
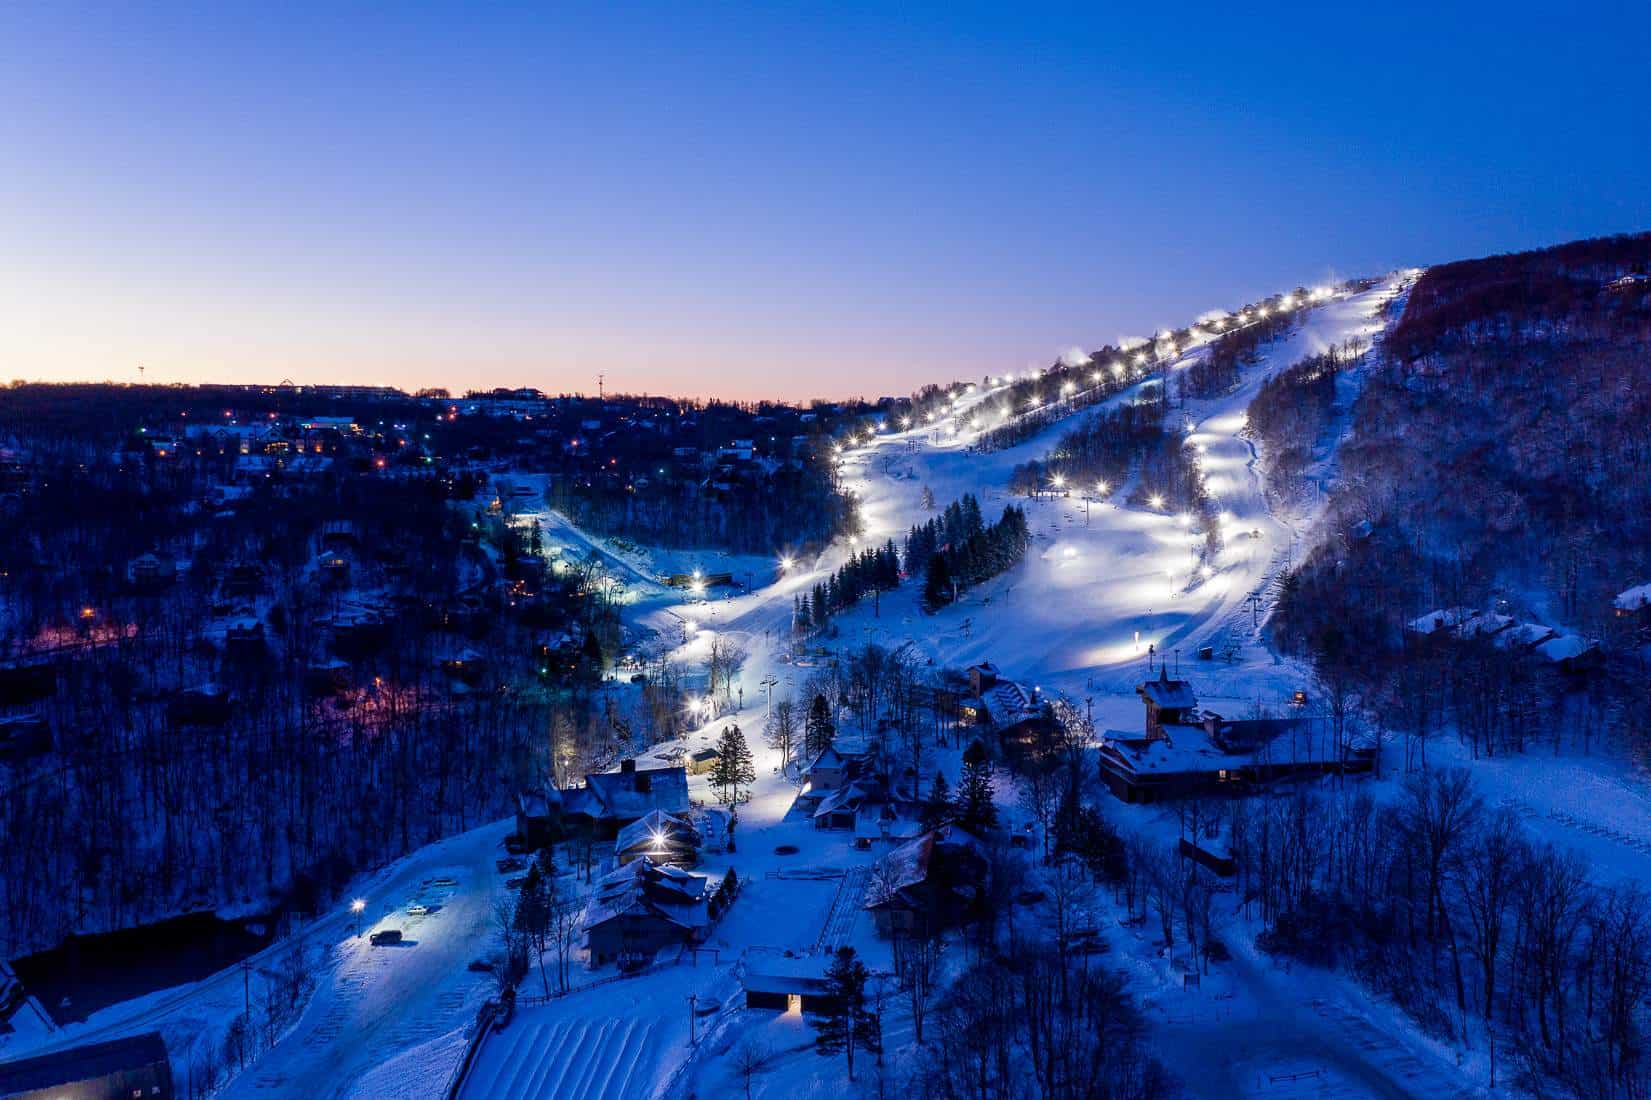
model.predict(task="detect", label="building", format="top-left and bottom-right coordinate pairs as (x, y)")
top-left (1097, 669), bottom-right (1372, 803)
top-left (795, 738), bottom-right (876, 813)
top-left (583, 857), bottom-right (713, 968)
top-left (560, 759), bottom-right (690, 839)
top-left (515, 788), bottom-right (560, 850)
top-left (686, 746), bottom-right (721, 776)
top-left (742, 954), bottom-right (841, 1015)
top-left (958, 661), bottom-right (1044, 731)
top-left (0, 1031), bottom-right (172, 1099)
top-left (864, 825), bottom-right (988, 938)
top-left (614, 809), bottom-right (701, 867)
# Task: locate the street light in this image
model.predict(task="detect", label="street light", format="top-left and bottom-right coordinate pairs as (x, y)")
top-left (778, 555), bottom-right (794, 571)
top-left (351, 898), bottom-right (366, 937)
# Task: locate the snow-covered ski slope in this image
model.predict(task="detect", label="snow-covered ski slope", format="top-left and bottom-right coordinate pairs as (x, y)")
top-left (638, 273), bottom-right (1410, 735)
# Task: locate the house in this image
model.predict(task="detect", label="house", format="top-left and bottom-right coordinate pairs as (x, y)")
top-left (583, 857), bottom-right (713, 968)
top-left (686, 746), bottom-right (722, 776)
top-left (1097, 669), bottom-right (1372, 804)
top-left (615, 809), bottom-right (701, 867)
top-left (128, 552), bottom-right (176, 589)
top-left (796, 738), bottom-right (876, 812)
top-left (0, 1031), bottom-right (172, 1099)
top-left (560, 759), bottom-right (690, 839)
top-left (811, 777), bottom-right (884, 831)
top-left (864, 825), bottom-right (988, 937)
top-left (742, 954), bottom-right (841, 1015)
top-left (515, 787), bottom-right (561, 850)
top-left (958, 661), bottom-right (1043, 732)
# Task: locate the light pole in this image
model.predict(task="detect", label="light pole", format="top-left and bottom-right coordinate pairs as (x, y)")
top-left (351, 898), bottom-right (366, 938)
top-left (688, 993), bottom-right (699, 1044)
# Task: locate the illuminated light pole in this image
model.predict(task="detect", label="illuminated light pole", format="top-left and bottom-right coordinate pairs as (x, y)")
top-left (351, 898), bottom-right (366, 938)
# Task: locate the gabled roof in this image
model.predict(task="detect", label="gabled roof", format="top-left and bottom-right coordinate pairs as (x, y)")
top-left (1139, 669), bottom-right (1197, 710)
top-left (566, 764), bottom-right (690, 822)
top-left (583, 857), bottom-right (709, 931)
top-left (615, 809), bottom-right (699, 856)
top-left (1616, 582), bottom-right (1651, 611)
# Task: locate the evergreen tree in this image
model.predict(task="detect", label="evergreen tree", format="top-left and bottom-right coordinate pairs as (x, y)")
top-left (922, 552), bottom-right (953, 613)
top-left (710, 724), bottom-right (757, 805)
top-left (919, 771), bottom-right (953, 831)
top-left (811, 946), bottom-right (880, 1079)
top-left (804, 693), bottom-right (835, 761)
top-left (954, 739), bottom-right (998, 830)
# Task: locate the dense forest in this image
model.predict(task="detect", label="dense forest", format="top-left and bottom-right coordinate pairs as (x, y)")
top-left (0, 385), bottom-right (706, 956)
top-left (1275, 234), bottom-right (1651, 668)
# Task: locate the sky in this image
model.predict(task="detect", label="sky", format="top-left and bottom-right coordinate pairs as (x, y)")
top-left (1, 2), bottom-right (1647, 403)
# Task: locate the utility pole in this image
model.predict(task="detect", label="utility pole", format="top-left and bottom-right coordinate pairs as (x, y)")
top-left (688, 993), bottom-right (698, 1044)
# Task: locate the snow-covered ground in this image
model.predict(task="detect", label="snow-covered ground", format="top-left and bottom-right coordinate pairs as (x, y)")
top-left (8, 271), bottom-right (1517, 1100)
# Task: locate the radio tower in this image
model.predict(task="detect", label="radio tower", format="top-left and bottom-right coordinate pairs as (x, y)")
top-left (598, 372), bottom-right (605, 399)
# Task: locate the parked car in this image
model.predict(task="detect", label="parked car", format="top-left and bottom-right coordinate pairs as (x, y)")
top-left (370, 929), bottom-right (404, 946)
top-left (406, 903), bottom-right (429, 915)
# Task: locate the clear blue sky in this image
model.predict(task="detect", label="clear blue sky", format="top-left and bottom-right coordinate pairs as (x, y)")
top-left (2, 2), bottom-right (1646, 400)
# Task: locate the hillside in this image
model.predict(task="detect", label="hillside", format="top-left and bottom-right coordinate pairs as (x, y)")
top-left (1274, 234), bottom-right (1651, 740)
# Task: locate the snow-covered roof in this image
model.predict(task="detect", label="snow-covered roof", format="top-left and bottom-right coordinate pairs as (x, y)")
top-left (1139, 670), bottom-right (1197, 710)
top-left (743, 954), bottom-right (831, 994)
top-left (614, 809), bottom-right (699, 857)
top-left (1536, 634), bottom-right (1595, 662)
top-left (565, 764), bottom-right (689, 822)
top-left (1408, 607), bottom-right (1472, 634)
top-left (1616, 582), bottom-right (1651, 612)
top-left (582, 857), bottom-right (708, 932)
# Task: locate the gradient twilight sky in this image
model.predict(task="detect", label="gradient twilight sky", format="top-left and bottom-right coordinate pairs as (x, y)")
top-left (2, 3), bottom-right (1647, 402)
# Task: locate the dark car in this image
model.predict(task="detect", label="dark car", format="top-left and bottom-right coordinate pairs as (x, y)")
top-left (369, 929), bottom-right (404, 946)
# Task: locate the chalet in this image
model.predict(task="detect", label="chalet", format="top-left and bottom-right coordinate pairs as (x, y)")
top-left (0, 1031), bottom-right (172, 1099)
top-left (686, 746), bottom-right (722, 776)
top-left (561, 759), bottom-right (690, 839)
top-left (1408, 607), bottom-right (1602, 673)
top-left (864, 825), bottom-right (988, 937)
top-left (957, 661), bottom-right (1043, 732)
top-left (317, 551), bottom-right (351, 588)
top-left (1614, 581), bottom-right (1651, 619)
top-left (439, 647), bottom-right (487, 685)
top-left (583, 857), bottom-right (712, 968)
top-left (742, 954), bottom-right (841, 1015)
top-left (515, 787), bottom-right (561, 850)
top-left (615, 809), bottom-right (701, 867)
top-left (796, 738), bottom-right (876, 813)
top-left (810, 777), bottom-right (883, 831)
top-left (128, 552), bottom-right (176, 589)
top-left (1097, 669), bottom-right (1372, 803)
